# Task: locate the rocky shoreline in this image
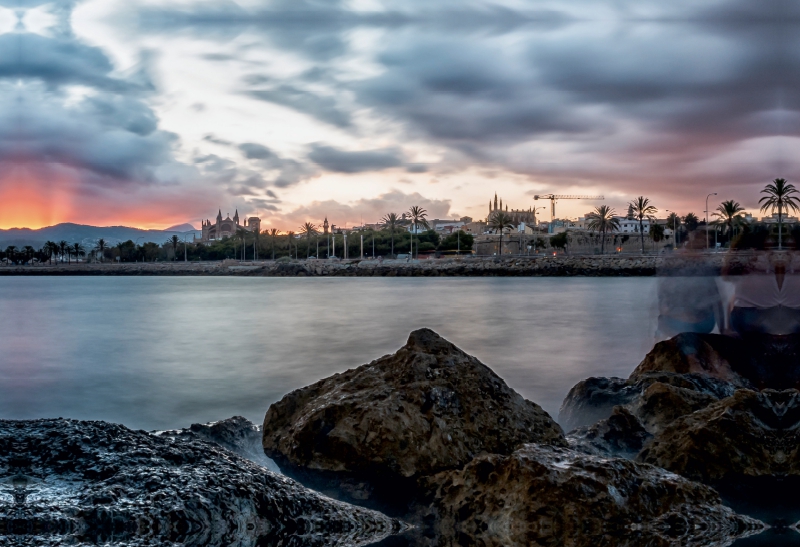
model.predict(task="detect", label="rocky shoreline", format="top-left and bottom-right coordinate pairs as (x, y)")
top-left (9, 327), bottom-right (800, 546)
top-left (0, 254), bottom-right (749, 277)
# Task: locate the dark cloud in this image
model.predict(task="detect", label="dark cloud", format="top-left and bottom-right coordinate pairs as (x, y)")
top-left (247, 85), bottom-right (351, 128)
top-left (238, 143), bottom-right (275, 160)
top-left (308, 144), bottom-right (405, 173)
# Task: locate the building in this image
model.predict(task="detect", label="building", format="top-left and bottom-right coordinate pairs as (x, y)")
top-left (198, 209), bottom-right (261, 242)
top-left (487, 193), bottom-right (540, 225)
top-left (760, 212), bottom-right (799, 224)
top-left (576, 214), bottom-right (651, 234)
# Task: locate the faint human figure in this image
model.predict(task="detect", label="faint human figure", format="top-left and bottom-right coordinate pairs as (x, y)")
top-left (656, 231), bottom-right (723, 339)
top-left (724, 252), bottom-right (800, 336)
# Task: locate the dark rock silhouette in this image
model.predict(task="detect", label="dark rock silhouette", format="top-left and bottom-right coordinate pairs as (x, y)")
top-left (568, 406), bottom-right (652, 457)
top-left (0, 418), bottom-right (403, 546)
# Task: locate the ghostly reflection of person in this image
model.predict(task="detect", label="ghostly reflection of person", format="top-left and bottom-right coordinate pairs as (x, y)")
top-left (657, 276), bottom-right (722, 339)
top-left (725, 253), bottom-right (800, 335)
top-left (656, 231), bottom-right (723, 339)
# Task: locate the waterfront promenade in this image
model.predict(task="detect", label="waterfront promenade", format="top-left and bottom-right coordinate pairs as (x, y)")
top-left (0, 254), bottom-right (737, 277)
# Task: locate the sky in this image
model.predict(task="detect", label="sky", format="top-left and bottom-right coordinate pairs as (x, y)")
top-left (0, 0), bottom-right (797, 230)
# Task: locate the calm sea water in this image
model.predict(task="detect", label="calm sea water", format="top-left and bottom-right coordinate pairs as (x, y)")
top-left (0, 277), bottom-right (658, 430)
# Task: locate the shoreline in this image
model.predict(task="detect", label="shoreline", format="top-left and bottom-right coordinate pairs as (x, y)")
top-left (0, 254), bottom-right (733, 277)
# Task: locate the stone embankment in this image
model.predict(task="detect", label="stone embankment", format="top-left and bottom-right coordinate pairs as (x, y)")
top-left (0, 253), bottom-right (745, 277)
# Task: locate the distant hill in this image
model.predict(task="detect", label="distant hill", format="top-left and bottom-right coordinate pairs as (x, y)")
top-left (164, 223), bottom-right (198, 232)
top-left (0, 223), bottom-right (201, 249)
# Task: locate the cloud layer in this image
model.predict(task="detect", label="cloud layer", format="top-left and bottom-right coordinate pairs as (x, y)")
top-left (1, 0), bottom-right (798, 228)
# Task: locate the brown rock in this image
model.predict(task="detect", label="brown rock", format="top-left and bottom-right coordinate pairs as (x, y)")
top-left (262, 329), bottom-right (565, 507)
top-left (568, 406), bottom-right (652, 457)
top-left (632, 381), bottom-right (719, 434)
top-left (630, 333), bottom-right (752, 387)
top-left (417, 444), bottom-right (763, 547)
top-left (638, 389), bottom-right (800, 484)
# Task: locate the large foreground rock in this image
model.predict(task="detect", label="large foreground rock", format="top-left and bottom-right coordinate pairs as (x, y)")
top-left (262, 328), bottom-right (565, 509)
top-left (0, 419), bottom-right (403, 546)
top-left (415, 444), bottom-right (763, 546)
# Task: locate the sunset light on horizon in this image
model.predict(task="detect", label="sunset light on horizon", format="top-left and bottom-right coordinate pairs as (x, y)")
top-left (0, 0), bottom-right (797, 231)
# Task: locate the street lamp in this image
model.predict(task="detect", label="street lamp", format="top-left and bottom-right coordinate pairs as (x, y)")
top-left (705, 193), bottom-right (717, 250)
top-left (532, 206), bottom-right (545, 254)
top-left (183, 233), bottom-right (192, 262)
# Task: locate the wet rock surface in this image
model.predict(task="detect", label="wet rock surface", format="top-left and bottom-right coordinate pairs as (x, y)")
top-left (639, 389), bottom-right (800, 483)
top-left (157, 415), bottom-right (279, 472)
top-left (567, 406), bottom-right (652, 457)
top-left (413, 444), bottom-right (763, 547)
top-left (0, 419), bottom-right (404, 546)
top-left (262, 328), bottom-right (565, 512)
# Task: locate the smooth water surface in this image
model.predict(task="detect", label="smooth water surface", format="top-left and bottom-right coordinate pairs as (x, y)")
top-left (0, 277), bottom-right (657, 430)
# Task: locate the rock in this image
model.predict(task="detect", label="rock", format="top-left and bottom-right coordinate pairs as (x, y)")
top-left (157, 415), bottom-right (279, 472)
top-left (638, 389), bottom-right (800, 484)
top-left (559, 371), bottom-right (736, 435)
top-left (630, 332), bottom-right (753, 387)
top-left (631, 381), bottom-right (719, 434)
top-left (568, 406), bottom-right (652, 457)
top-left (0, 418), bottom-right (404, 546)
top-left (415, 444), bottom-right (763, 547)
top-left (558, 376), bottom-right (638, 431)
top-left (262, 328), bottom-right (565, 510)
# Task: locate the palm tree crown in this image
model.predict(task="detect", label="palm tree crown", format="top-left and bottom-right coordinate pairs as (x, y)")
top-left (407, 206), bottom-right (429, 258)
top-left (712, 200), bottom-right (745, 239)
top-left (759, 178), bottom-right (799, 249)
top-left (299, 222), bottom-right (318, 258)
top-left (585, 205), bottom-right (620, 254)
top-left (488, 211), bottom-right (516, 256)
top-left (629, 196), bottom-right (657, 254)
top-left (381, 212), bottom-right (402, 256)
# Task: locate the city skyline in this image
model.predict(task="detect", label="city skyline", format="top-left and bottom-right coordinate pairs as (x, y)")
top-left (0, 0), bottom-right (797, 230)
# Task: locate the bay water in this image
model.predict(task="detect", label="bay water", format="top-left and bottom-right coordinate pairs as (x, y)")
top-left (0, 277), bottom-right (658, 430)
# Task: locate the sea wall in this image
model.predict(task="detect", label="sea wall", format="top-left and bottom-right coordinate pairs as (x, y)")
top-left (0, 254), bottom-right (746, 277)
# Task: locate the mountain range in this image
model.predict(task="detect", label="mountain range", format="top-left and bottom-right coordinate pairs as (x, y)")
top-left (0, 223), bottom-right (201, 249)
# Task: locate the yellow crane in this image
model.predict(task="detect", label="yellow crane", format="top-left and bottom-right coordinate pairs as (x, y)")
top-left (533, 194), bottom-right (604, 221)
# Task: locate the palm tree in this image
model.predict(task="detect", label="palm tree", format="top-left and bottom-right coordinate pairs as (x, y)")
top-left (72, 243), bottom-right (86, 262)
top-left (4, 245), bottom-right (16, 264)
top-left (585, 205), bottom-right (620, 254)
top-left (712, 200), bottom-right (745, 245)
top-left (286, 231), bottom-right (296, 259)
top-left (116, 242), bottom-right (125, 262)
top-left (629, 196), bottom-right (658, 254)
top-left (23, 245), bottom-right (35, 263)
top-left (407, 206), bottom-right (429, 258)
top-left (59, 240), bottom-right (68, 263)
top-left (299, 222), bottom-right (318, 258)
top-left (488, 211), bottom-right (516, 257)
top-left (665, 212), bottom-right (681, 246)
top-left (43, 241), bottom-right (56, 264)
top-left (759, 178), bottom-right (799, 250)
top-left (381, 212), bottom-right (401, 257)
top-left (268, 228), bottom-right (279, 260)
top-left (683, 213), bottom-right (699, 232)
top-left (96, 238), bottom-right (106, 263)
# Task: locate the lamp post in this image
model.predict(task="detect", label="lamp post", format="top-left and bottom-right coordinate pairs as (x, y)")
top-left (532, 206), bottom-right (545, 254)
top-left (183, 233), bottom-right (192, 262)
top-left (705, 193), bottom-right (717, 251)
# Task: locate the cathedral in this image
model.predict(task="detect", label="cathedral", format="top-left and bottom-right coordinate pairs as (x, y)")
top-left (198, 209), bottom-right (261, 242)
top-left (488, 194), bottom-right (538, 225)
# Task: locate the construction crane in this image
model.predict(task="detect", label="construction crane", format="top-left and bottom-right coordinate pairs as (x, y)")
top-left (533, 194), bottom-right (604, 221)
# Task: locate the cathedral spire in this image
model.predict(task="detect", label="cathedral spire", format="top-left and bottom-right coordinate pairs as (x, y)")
top-left (234, 208), bottom-right (240, 224)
